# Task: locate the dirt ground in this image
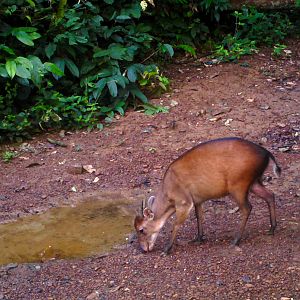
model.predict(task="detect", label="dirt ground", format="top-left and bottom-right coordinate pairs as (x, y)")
top-left (0, 39), bottom-right (299, 300)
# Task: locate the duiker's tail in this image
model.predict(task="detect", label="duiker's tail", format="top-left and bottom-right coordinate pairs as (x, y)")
top-left (268, 152), bottom-right (281, 178)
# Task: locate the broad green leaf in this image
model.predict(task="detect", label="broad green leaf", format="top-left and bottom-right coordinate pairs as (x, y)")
top-left (0, 65), bottom-right (8, 77)
top-left (28, 55), bottom-right (44, 87)
top-left (53, 57), bottom-right (65, 74)
top-left (0, 45), bottom-right (15, 55)
top-left (104, 0), bottom-right (114, 4)
top-left (93, 49), bottom-right (110, 58)
top-left (116, 15), bottom-right (131, 21)
top-left (64, 58), bottom-right (79, 77)
top-left (130, 87), bottom-right (148, 103)
top-left (28, 32), bottom-right (41, 40)
top-left (107, 80), bottom-right (118, 97)
top-left (16, 65), bottom-right (31, 79)
top-left (113, 75), bottom-right (128, 88)
top-left (115, 106), bottom-right (124, 116)
top-left (127, 65), bottom-right (137, 82)
top-left (98, 68), bottom-right (113, 78)
top-left (15, 57), bottom-right (33, 70)
top-left (5, 60), bottom-right (17, 78)
top-left (120, 3), bottom-right (141, 19)
top-left (65, 17), bottom-right (81, 28)
top-left (45, 43), bottom-right (57, 59)
top-left (15, 31), bottom-right (34, 46)
top-left (80, 61), bottom-right (96, 75)
top-left (93, 78), bottom-right (107, 99)
top-left (75, 35), bottom-right (88, 44)
top-left (26, 0), bottom-right (35, 7)
top-left (16, 77), bottom-right (30, 86)
top-left (109, 45), bottom-right (127, 60)
top-left (12, 27), bottom-right (38, 33)
top-left (44, 62), bottom-right (64, 76)
top-left (124, 45), bottom-right (138, 61)
top-left (97, 123), bottom-right (104, 130)
top-left (162, 44), bottom-right (174, 57)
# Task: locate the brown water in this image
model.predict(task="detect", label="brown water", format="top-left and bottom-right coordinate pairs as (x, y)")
top-left (0, 197), bottom-right (135, 265)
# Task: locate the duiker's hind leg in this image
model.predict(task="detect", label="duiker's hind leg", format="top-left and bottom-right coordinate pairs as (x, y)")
top-left (231, 190), bottom-right (252, 246)
top-left (251, 181), bottom-right (277, 234)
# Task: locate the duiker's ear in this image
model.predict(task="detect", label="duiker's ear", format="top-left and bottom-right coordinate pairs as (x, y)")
top-left (148, 196), bottom-right (155, 208)
top-left (143, 207), bottom-right (154, 220)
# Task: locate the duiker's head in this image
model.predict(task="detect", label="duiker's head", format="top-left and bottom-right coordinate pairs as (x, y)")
top-left (134, 196), bottom-right (160, 252)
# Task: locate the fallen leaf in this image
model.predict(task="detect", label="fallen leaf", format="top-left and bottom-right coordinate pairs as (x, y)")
top-left (148, 147), bottom-right (157, 153)
top-left (26, 162), bottom-right (42, 168)
top-left (260, 104), bottom-right (270, 110)
top-left (209, 116), bottom-right (221, 122)
top-left (277, 122), bottom-right (286, 128)
top-left (47, 138), bottom-right (67, 147)
top-left (170, 100), bottom-right (178, 107)
top-left (224, 118), bottom-right (233, 126)
top-left (71, 186), bottom-right (77, 192)
top-left (19, 156), bottom-right (29, 160)
top-left (83, 165), bottom-right (96, 173)
top-left (93, 177), bottom-right (99, 183)
top-left (229, 207), bottom-right (239, 214)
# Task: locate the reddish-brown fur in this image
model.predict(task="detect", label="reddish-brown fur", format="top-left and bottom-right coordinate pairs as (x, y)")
top-left (134, 137), bottom-right (281, 254)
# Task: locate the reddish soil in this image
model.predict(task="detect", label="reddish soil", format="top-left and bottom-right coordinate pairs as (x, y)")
top-left (0, 39), bottom-right (299, 300)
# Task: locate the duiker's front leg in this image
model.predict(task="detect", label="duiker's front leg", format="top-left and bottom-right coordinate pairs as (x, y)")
top-left (164, 203), bottom-right (193, 254)
top-left (189, 203), bottom-right (205, 244)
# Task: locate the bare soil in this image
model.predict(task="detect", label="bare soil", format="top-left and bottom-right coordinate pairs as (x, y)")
top-left (0, 39), bottom-right (299, 300)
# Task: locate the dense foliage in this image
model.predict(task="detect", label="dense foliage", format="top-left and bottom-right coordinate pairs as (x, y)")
top-left (0, 0), bottom-right (298, 141)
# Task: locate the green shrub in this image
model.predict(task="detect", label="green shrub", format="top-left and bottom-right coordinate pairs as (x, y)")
top-left (0, 0), bottom-right (173, 141)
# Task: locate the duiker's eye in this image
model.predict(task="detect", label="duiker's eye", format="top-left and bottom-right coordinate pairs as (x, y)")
top-left (139, 228), bottom-right (144, 234)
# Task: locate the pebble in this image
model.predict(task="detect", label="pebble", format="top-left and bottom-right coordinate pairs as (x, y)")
top-left (86, 291), bottom-right (100, 300)
top-left (0, 195), bottom-right (8, 201)
top-left (67, 164), bottom-right (83, 175)
top-left (241, 275), bottom-right (251, 283)
top-left (4, 263), bottom-right (18, 271)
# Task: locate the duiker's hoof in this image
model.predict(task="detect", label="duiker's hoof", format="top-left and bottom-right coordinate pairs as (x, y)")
top-left (188, 237), bottom-right (206, 245)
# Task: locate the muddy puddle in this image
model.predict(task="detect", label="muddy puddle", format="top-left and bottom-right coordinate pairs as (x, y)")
top-left (0, 193), bottom-right (136, 265)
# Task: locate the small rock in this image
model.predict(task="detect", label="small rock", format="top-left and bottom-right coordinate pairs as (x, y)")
top-left (209, 116), bottom-right (221, 122)
top-left (224, 118), bottom-right (233, 126)
top-left (35, 265), bottom-right (41, 270)
top-left (83, 165), bottom-right (96, 174)
top-left (245, 284), bottom-right (254, 288)
top-left (170, 100), bottom-right (178, 107)
top-left (108, 281), bottom-right (115, 288)
top-left (148, 147), bottom-right (156, 154)
top-left (0, 195), bottom-right (8, 201)
top-left (67, 164), bottom-right (84, 175)
top-left (229, 207), bottom-right (239, 214)
top-left (59, 130), bottom-right (65, 138)
top-left (260, 104), bottom-right (270, 110)
top-left (278, 147), bottom-right (290, 152)
top-left (74, 145), bottom-right (82, 152)
top-left (86, 291), bottom-right (100, 300)
top-left (70, 186), bottom-right (77, 192)
top-left (261, 137), bottom-right (268, 144)
top-left (93, 177), bottom-right (99, 183)
top-left (216, 279), bottom-right (224, 286)
top-left (277, 122), bottom-right (286, 128)
top-left (241, 275), bottom-right (251, 283)
top-left (4, 263), bottom-right (18, 271)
